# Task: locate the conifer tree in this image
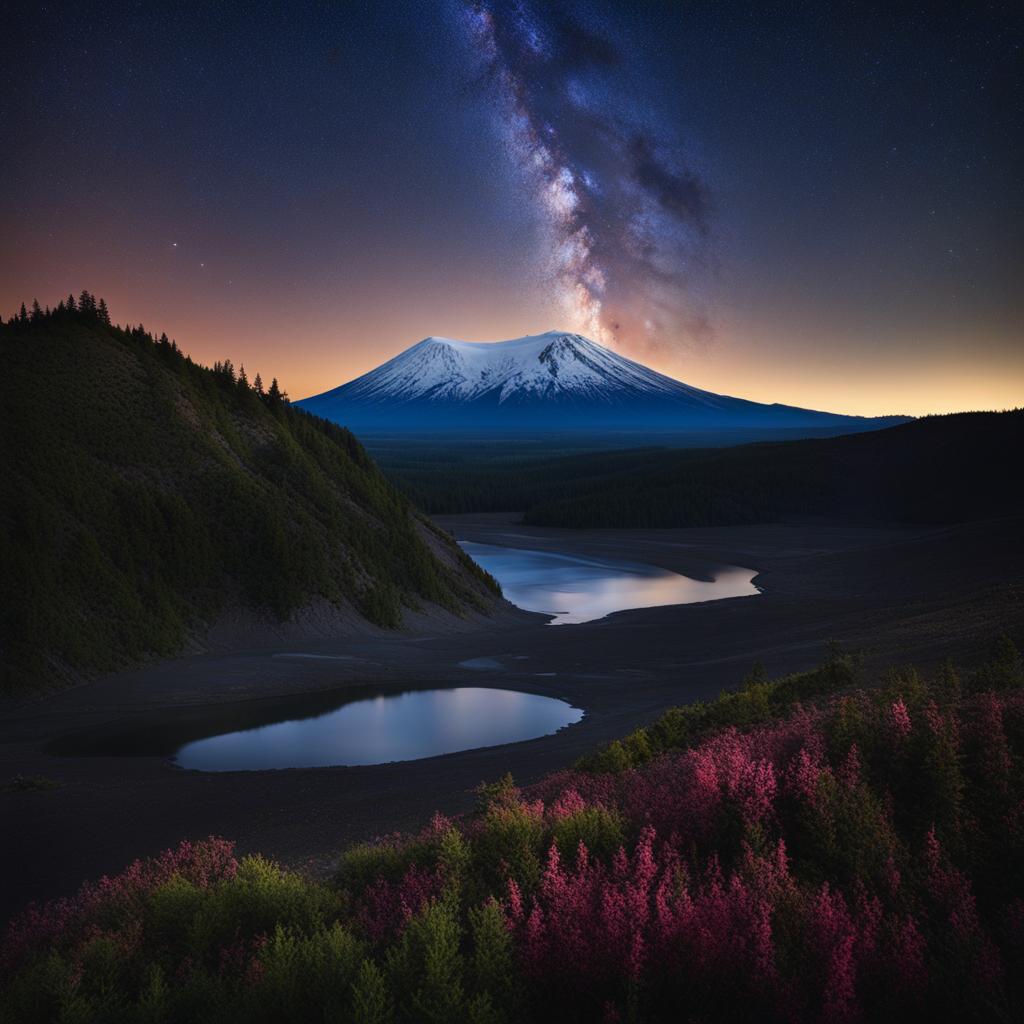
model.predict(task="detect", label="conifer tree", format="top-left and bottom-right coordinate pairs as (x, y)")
top-left (253, 372), bottom-right (264, 395)
top-left (267, 377), bottom-right (282, 407)
top-left (351, 960), bottom-right (394, 1024)
top-left (31, 300), bottom-right (42, 322)
top-left (67, 293), bottom-right (76, 312)
top-left (97, 297), bottom-right (110, 324)
top-left (238, 364), bottom-right (249, 389)
top-left (19, 302), bottom-right (28, 323)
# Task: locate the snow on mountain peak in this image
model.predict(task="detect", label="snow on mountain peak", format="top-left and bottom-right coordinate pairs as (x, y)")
top-left (296, 328), bottom-right (891, 431)
top-left (341, 330), bottom-right (694, 406)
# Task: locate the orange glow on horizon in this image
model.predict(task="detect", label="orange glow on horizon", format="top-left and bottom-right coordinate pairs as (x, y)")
top-left (2, 264), bottom-right (1020, 421)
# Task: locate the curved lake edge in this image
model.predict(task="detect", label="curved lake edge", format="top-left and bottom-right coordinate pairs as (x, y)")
top-left (459, 539), bottom-right (760, 625)
top-left (46, 681), bottom-right (587, 773)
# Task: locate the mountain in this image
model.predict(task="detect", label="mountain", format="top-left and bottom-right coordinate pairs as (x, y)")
top-left (298, 331), bottom-right (907, 433)
top-left (0, 302), bottom-right (499, 691)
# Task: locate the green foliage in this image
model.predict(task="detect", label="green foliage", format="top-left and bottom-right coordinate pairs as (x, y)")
top-left (194, 855), bottom-right (339, 945)
top-left (795, 771), bottom-right (900, 887)
top-left (468, 899), bottom-right (515, 1011)
top-left (579, 645), bottom-right (860, 772)
top-left (581, 738), bottom-right (634, 774)
top-left (251, 922), bottom-right (362, 1023)
top-left (335, 838), bottom-right (436, 893)
top-left (1, 305), bottom-right (497, 691)
top-left (3, 643), bottom-right (1024, 1022)
top-left (969, 634), bottom-right (1024, 692)
top-left (472, 801), bottom-right (546, 893)
top-left (351, 959), bottom-right (394, 1024)
top-left (474, 772), bottom-right (519, 812)
top-left (2, 774), bottom-right (62, 792)
top-left (551, 805), bottom-right (625, 862)
top-left (386, 897), bottom-right (465, 1024)
top-left (436, 827), bottom-right (472, 888)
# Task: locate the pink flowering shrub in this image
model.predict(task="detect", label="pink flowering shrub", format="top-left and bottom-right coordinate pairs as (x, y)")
top-left (3, 645), bottom-right (1024, 1022)
top-left (1, 837), bottom-right (238, 973)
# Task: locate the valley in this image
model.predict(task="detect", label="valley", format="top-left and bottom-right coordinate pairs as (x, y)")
top-left (4, 3), bottom-right (1019, 1015)
top-left (3, 512), bottom-right (1021, 926)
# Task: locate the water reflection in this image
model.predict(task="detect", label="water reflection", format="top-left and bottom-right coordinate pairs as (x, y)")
top-left (461, 542), bottom-right (757, 624)
top-left (173, 687), bottom-right (582, 771)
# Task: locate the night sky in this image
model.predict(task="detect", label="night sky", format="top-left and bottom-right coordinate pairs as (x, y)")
top-left (3, 1), bottom-right (1021, 414)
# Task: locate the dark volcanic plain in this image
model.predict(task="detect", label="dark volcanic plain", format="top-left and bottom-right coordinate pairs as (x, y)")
top-left (2, 513), bottom-right (1022, 924)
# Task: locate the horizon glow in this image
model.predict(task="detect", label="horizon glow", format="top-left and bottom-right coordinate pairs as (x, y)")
top-left (2, 2), bottom-right (1020, 419)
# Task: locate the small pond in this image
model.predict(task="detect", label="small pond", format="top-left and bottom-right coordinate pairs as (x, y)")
top-left (50, 685), bottom-right (583, 772)
top-left (168, 687), bottom-right (582, 771)
top-left (461, 541), bottom-right (758, 624)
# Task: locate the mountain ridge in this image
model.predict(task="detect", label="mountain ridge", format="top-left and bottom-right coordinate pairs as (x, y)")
top-left (0, 301), bottom-right (499, 691)
top-left (299, 331), bottom-right (908, 432)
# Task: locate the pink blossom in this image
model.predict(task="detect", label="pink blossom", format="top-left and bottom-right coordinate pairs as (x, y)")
top-left (890, 698), bottom-right (912, 740)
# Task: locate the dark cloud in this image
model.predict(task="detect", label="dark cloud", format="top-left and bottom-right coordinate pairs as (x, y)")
top-left (548, 10), bottom-right (621, 69)
top-left (462, 0), bottom-right (714, 355)
top-left (629, 135), bottom-right (710, 235)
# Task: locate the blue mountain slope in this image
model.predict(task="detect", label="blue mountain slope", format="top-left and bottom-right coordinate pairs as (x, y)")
top-left (298, 331), bottom-right (907, 433)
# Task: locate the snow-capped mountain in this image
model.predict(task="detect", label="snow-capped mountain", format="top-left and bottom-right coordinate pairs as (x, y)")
top-left (297, 331), bottom-right (903, 433)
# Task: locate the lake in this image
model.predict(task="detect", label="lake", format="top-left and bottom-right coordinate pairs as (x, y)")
top-left (171, 687), bottom-right (582, 771)
top-left (460, 541), bottom-right (758, 624)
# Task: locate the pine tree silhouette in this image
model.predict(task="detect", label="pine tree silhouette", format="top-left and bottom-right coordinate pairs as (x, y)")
top-left (97, 297), bottom-right (110, 325)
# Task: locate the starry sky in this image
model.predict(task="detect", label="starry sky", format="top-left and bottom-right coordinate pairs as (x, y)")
top-left (2, 0), bottom-right (1021, 415)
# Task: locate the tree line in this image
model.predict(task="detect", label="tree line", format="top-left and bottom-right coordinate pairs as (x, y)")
top-left (4, 290), bottom-right (111, 327)
top-left (6, 291), bottom-right (290, 413)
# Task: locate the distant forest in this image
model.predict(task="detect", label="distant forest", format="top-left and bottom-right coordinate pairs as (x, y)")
top-left (1, 296), bottom-right (496, 690)
top-left (373, 411), bottom-right (1024, 528)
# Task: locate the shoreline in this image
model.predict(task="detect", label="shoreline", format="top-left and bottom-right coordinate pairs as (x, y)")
top-left (2, 513), bottom-right (1022, 924)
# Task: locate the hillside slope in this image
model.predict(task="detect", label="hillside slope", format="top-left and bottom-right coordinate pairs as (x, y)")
top-left (0, 302), bottom-right (498, 691)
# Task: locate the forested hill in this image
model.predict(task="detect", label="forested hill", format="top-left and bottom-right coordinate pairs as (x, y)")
top-left (0, 295), bottom-right (498, 691)
top-left (520, 410), bottom-right (1024, 528)
top-left (372, 410), bottom-right (1022, 527)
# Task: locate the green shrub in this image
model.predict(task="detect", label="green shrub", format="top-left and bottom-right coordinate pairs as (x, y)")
top-left (191, 857), bottom-right (337, 953)
top-left (351, 959), bottom-right (394, 1024)
top-left (250, 922), bottom-right (362, 1023)
top-left (552, 806), bottom-right (626, 862)
top-left (969, 634), bottom-right (1023, 692)
top-left (579, 648), bottom-right (862, 773)
top-left (386, 897), bottom-right (465, 1024)
top-left (336, 841), bottom-right (431, 892)
top-left (472, 802), bottom-right (545, 892)
top-left (468, 899), bottom-right (516, 1013)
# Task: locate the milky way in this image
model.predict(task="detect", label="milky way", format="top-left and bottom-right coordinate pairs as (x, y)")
top-left (461, 0), bottom-right (715, 358)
